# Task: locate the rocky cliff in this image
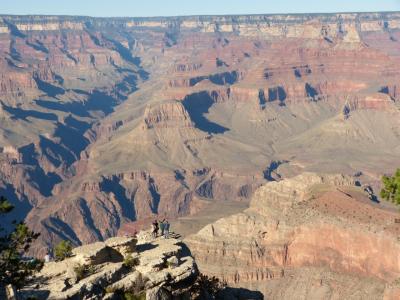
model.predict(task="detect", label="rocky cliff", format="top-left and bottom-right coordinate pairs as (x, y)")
top-left (1, 11), bottom-right (400, 257)
top-left (2, 13), bottom-right (400, 36)
top-left (20, 233), bottom-right (198, 299)
top-left (185, 173), bottom-right (400, 299)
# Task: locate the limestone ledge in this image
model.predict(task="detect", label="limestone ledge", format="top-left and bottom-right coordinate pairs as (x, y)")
top-left (21, 234), bottom-right (198, 300)
top-left (1, 12), bottom-right (400, 38)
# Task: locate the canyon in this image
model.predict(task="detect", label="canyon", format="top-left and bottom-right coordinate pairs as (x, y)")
top-left (1, 11), bottom-right (400, 298)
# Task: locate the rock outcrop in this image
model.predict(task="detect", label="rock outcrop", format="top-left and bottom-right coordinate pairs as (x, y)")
top-left (143, 101), bottom-right (194, 129)
top-left (20, 234), bottom-right (198, 300)
top-left (185, 173), bottom-right (400, 299)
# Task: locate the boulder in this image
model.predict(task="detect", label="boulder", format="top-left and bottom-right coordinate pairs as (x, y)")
top-left (72, 242), bottom-right (125, 265)
top-left (146, 286), bottom-right (172, 300)
top-left (167, 256), bottom-right (179, 268)
top-left (106, 271), bottom-right (145, 292)
top-left (105, 236), bottom-right (137, 257)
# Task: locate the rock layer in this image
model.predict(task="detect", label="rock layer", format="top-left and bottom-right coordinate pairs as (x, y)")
top-left (185, 173), bottom-right (400, 299)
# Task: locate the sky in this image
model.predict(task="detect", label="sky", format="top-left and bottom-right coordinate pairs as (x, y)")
top-left (1, 0), bottom-right (400, 17)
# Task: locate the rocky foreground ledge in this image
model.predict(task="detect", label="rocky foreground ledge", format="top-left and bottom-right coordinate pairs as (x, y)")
top-left (20, 233), bottom-right (198, 299)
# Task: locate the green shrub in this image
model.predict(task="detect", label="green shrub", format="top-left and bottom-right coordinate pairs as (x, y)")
top-left (159, 259), bottom-right (170, 270)
top-left (73, 263), bottom-right (95, 282)
top-left (73, 263), bottom-right (86, 281)
top-left (123, 291), bottom-right (146, 300)
top-left (54, 240), bottom-right (73, 261)
top-left (165, 261), bottom-right (173, 268)
top-left (381, 168), bottom-right (400, 205)
top-left (161, 258), bottom-right (177, 269)
top-left (105, 286), bottom-right (118, 294)
top-left (190, 273), bottom-right (226, 299)
top-left (123, 254), bottom-right (140, 269)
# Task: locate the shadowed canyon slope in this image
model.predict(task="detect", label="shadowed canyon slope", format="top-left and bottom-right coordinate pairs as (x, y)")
top-left (0, 12), bottom-right (400, 258)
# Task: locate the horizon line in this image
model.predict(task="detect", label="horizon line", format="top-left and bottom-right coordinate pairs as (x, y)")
top-left (1, 10), bottom-right (400, 19)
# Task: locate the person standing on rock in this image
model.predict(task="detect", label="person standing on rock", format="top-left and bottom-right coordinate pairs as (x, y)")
top-left (44, 249), bottom-right (52, 263)
top-left (152, 220), bottom-right (158, 238)
top-left (159, 219), bottom-right (166, 237)
top-left (164, 220), bottom-right (170, 239)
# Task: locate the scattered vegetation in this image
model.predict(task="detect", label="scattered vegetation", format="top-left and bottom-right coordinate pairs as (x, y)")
top-left (0, 196), bottom-right (43, 289)
top-left (123, 291), bottom-right (146, 300)
top-left (381, 168), bottom-right (400, 205)
top-left (54, 240), bottom-right (73, 261)
top-left (123, 254), bottom-right (140, 269)
top-left (190, 273), bottom-right (227, 299)
top-left (160, 260), bottom-right (171, 270)
top-left (105, 286), bottom-right (118, 294)
top-left (73, 263), bottom-right (95, 282)
top-left (0, 197), bottom-right (13, 213)
top-left (392, 277), bottom-right (400, 285)
top-left (162, 258), bottom-right (177, 269)
top-left (165, 260), bottom-right (173, 268)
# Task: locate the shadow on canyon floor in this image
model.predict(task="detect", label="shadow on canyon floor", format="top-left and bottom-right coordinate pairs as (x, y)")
top-left (218, 287), bottom-right (264, 300)
top-left (2, 102), bottom-right (58, 121)
top-left (183, 91), bottom-right (229, 134)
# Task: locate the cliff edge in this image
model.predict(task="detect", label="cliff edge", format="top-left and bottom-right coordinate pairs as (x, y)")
top-left (20, 233), bottom-right (198, 300)
top-left (185, 173), bottom-right (400, 299)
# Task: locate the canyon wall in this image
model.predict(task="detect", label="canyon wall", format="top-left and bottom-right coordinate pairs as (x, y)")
top-left (0, 12), bottom-right (400, 257)
top-left (185, 173), bottom-right (400, 299)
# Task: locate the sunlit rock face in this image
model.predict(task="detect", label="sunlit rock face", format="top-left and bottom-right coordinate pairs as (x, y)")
top-left (20, 234), bottom-right (198, 299)
top-left (1, 12), bottom-right (400, 258)
top-left (185, 173), bottom-right (400, 299)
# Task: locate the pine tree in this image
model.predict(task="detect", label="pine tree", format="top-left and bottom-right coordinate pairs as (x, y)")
top-left (380, 169), bottom-right (400, 205)
top-left (54, 240), bottom-right (73, 261)
top-left (0, 196), bottom-right (43, 289)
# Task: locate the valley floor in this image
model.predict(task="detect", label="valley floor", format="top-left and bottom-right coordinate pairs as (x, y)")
top-left (173, 199), bottom-right (249, 238)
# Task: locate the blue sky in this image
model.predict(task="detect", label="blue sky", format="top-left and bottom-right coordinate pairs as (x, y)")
top-left (1, 0), bottom-right (400, 17)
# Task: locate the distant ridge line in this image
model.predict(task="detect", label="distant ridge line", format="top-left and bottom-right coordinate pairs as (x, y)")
top-left (1, 11), bottom-right (400, 21)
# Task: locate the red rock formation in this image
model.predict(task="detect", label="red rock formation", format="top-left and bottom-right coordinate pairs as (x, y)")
top-left (186, 173), bottom-right (400, 299)
top-left (143, 101), bottom-right (193, 129)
